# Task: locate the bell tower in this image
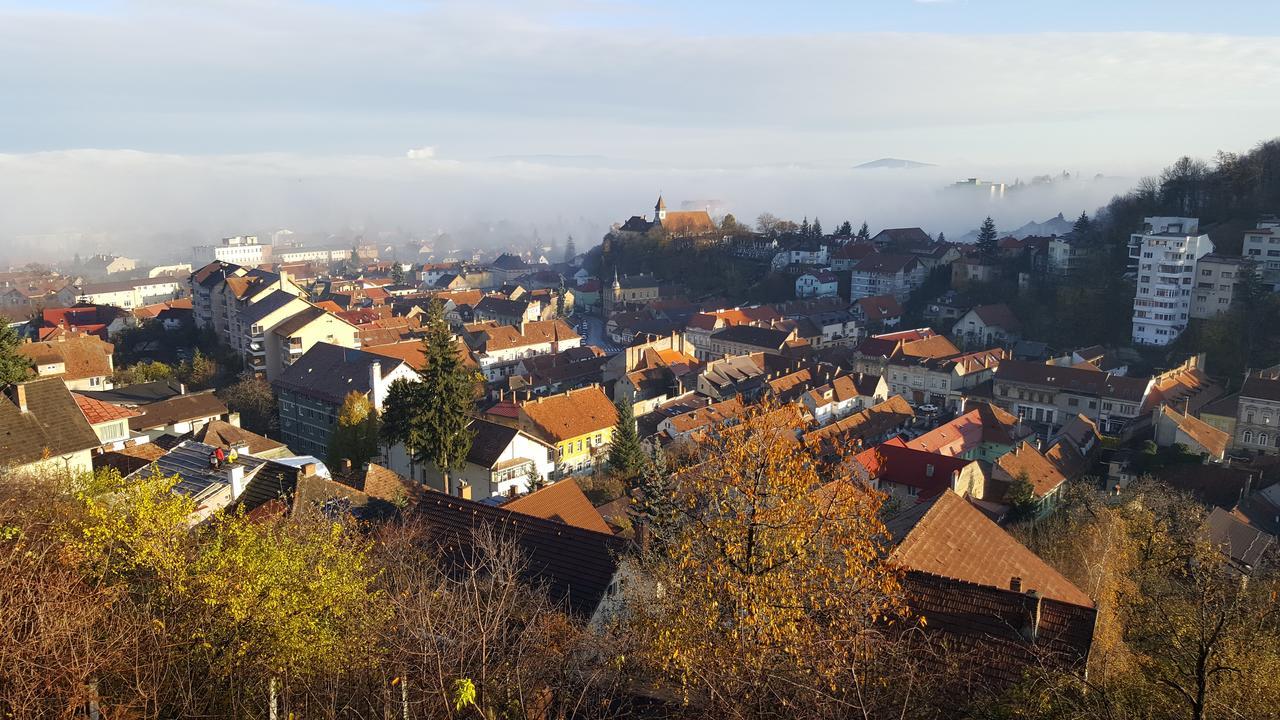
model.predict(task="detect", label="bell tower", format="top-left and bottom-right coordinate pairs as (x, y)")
top-left (655, 194), bottom-right (667, 222)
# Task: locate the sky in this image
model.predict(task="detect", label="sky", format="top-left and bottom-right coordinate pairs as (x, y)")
top-left (1, 0), bottom-right (1278, 261)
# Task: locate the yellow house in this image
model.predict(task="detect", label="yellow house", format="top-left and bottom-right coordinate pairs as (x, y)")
top-left (517, 386), bottom-right (617, 477)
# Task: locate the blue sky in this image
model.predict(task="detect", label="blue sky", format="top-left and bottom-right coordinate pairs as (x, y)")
top-left (0, 0), bottom-right (1277, 250)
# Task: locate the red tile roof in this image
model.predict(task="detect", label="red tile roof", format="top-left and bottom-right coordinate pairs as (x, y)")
top-left (855, 442), bottom-right (974, 499)
top-left (503, 480), bottom-right (614, 534)
top-left (73, 392), bottom-right (140, 425)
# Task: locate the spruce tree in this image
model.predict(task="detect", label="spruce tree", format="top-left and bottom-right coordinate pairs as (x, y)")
top-left (563, 236), bottom-right (577, 263)
top-left (937, 231), bottom-right (946, 243)
top-left (630, 438), bottom-right (679, 552)
top-left (855, 222), bottom-right (871, 242)
top-left (1070, 211), bottom-right (1091, 242)
top-left (607, 396), bottom-right (645, 478)
top-left (390, 263), bottom-right (405, 284)
top-left (811, 218), bottom-right (823, 238)
top-left (380, 301), bottom-right (476, 490)
top-left (799, 217), bottom-right (810, 237)
top-left (975, 216), bottom-right (999, 258)
top-left (0, 323), bottom-right (32, 387)
top-left (837, 220), bottom-right (853, 238)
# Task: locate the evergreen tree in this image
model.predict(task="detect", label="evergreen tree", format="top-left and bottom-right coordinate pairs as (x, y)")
top-left (390, 263), bottom-right (405, 284)
top-left (0, 322), bottom-right (31, 387)
top-left (607, 396), bottom-right (645, 478)
top-left (975, 216), bottom-right (999, 258)
top-left (855, 222), bottom-right (871, 242)
top-left (327, 391), bottom-right (380, 470)
top-left (629, 439), bottom-right (679, 551)
top-left (811, 218), bottom-right (823, 238)
top-left (556, 276), bottom-right (567, 317)
top-left (380, 300), bottom-right (476, 490)
top-left (836, 220), bottom-right (853, 238)
top-left (1070, 211), bottom-right (1092, 242)
top-left (799, 216), bottom-right (810, 237)
top-left (563, 236), bottom-right (577, 263)
top-left (937, 231), bottom-right (946, 243)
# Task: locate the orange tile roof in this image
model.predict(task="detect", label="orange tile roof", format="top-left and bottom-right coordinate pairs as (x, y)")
top-left (994, 441), bottom-right (1067, 498)
top-left (73, 392), bottom-right (140, 424)
top-left (891, 490), bottom-right (1092, 606)
top-left (520, 386), bottom-right (616, 442)
top-left (18, 335), bottom-right (114, 381)
top-left (1157, 405), bottom-right (1229, 459)
top-left (504, 480), bottom-right (613, 534)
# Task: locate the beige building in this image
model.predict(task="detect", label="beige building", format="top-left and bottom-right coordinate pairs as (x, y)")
top-left (1235, 370), bottom-right (1280, 455)
top-left (1190, 254), bottom-right (1244, 320)
top-left (18, 334), bottom-right (115, 391)
top-left (268, 305), bottom-right (360, 381)
top-left (0, 379), bottom-right (100, 478)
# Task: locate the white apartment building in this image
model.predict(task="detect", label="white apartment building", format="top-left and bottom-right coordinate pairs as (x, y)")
top-left (1243, 217), bottom-right (1280, 274)
top-left (193, 236), bottom-right (269, 267)
top-left (1130, 217), bottom-right (1213, 346)
top-left (77, 277), bottom-right (183, 309)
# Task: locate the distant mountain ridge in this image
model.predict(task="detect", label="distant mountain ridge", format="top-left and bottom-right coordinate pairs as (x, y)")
top-left (955, 213), bottom-right (1073, 243)
top-left (854, 158), bottom-right (934, 169)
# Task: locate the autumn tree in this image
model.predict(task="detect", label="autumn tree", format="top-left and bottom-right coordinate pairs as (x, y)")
top-left (607, 396), bottom-right (645, 479)
top-left (626, 402), bottom-right (906, 716)
top-left (113, 359), bottom-right (175, 386)
top-left (177, 349), bottom-right (217, 388)
top-left (0, 322), bottom-right (31, 386)
top-left (327, 390), bottom-right (380, 470)
top-left (976, 216), bottom-right (999, 258)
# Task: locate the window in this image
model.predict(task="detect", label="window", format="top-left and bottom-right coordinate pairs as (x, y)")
top-left (1243, 430), bottom-right (1253, 444)
top-left (906, 485), bottom-right (919, 497)
top-left (1260, 433), bottom-right (1270, 447)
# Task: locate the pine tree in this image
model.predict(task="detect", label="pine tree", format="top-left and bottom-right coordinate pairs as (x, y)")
top-left (0, 323), bottom-right (31, 387)
top-left (380, 301), bottom-right (476, 490)
top-left (811, 218), bottom-right (823, 238)
top-left (327, 391), bottom-right (379, 470)
top-left (836, 220), bottom-right (853, 238)
top-left (563, 236), bottom-right (577, 264)
top-left (855, 222), bottom-right (871, 242)
top-left (975, 216), bottom-right (999, 258)
top-left (390, 263), bottom-right (405, 284)
top-left (607, 396), bottom-right (645, 478)
top-left (799, 217), bottom-right (810, 237)
top-left (937, 231), bottom-right (946, 243)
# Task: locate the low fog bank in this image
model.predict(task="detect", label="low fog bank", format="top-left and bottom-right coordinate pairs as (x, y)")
top-left (0, 150), bottom-right (1142, 265)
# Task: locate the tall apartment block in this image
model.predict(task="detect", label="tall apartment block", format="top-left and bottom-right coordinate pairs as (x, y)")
top-left (1129, 217), bottom-right (1213, 346)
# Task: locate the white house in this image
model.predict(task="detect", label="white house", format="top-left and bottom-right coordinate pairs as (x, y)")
top-left (795, 270), bottom-right (839, 299)
top-left (464, 320), bottom-right (582, 381)
top-left (386, 417), bottom-right (556, 498)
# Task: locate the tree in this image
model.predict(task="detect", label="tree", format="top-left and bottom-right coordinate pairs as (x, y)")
top-left (217, 372), bottom-right (277, 435)
top-left (327, 391), bottom-right (380, 470)
top-left (811, 217), bottom-right (823, 238)
top-left (192, 512), bottom-right (387, 716)
top-left (856, 221), bottom-right (871, 242)
top-left (976, 215), bottom-right (999, 258)
top-left (1070, 210), bottom-right (1092, 242)
top-left (628, 439), bottom-right (679, 551)
top-left (380, 300), bottom-right (476, 490)
top-left (937, 231), bottom-right (946, 243)
top-left (556, 276), bottom-right (567, 317)
top-left (799, 216), bottom-right (810, 237)
top-left (0, 322), bottom-right (31, 387)
top-left (563, 235), bottom-right (577, 263)
top-left (113, 360), bottom-right (175, 387)
top-left (836, 220), bottom-right (853, 238)
top-left (627, 402), bottom-right (905, 716)
top-left (177, 349), bottom-right (217, 389)
top-left (607, 397), bottom-right (644, 478)
top-left (1005, 470), bottom-right (1039, 522)
top-left (390, 263), bottom-right (405, 284)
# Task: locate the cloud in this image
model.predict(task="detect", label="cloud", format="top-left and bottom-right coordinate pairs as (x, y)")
top-left (406, 146), bottom-right (436, 160)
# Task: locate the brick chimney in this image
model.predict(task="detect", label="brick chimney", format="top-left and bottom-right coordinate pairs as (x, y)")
top-left (14, 384), bottom-right (27, 413)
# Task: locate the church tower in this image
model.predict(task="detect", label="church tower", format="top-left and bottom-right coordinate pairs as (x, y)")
top-left (655, 195), bottom-right (667, 222)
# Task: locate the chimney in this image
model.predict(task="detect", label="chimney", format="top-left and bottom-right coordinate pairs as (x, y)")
top-left (301, 462), bottom-right (318, 476)
top-left (342, 458), bottom-right (353, 472)
top-left (369, 360), bottom-right (384, 409)
top-left (228, 464), bottom-right (246, 498)
top-left (179, 382), bottom-right (187, 395)
top-left (1010, 576), bottom-right (1022, 593)
top-left (14, 384), bottom-right (27, 413)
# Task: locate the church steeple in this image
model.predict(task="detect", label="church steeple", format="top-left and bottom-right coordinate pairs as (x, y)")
top-left (655, 194), bottom-right (667, 222)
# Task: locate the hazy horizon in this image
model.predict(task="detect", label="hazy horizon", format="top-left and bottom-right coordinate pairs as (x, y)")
top-left (3, 0), bottom-right (1278, 264)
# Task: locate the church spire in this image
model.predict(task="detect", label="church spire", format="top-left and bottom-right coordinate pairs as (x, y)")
top-left (655, 194), bottom-right (667, 221)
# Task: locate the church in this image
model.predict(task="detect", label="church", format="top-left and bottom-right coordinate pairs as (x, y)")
top-left (616, 196), bottom-right (717, 238)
